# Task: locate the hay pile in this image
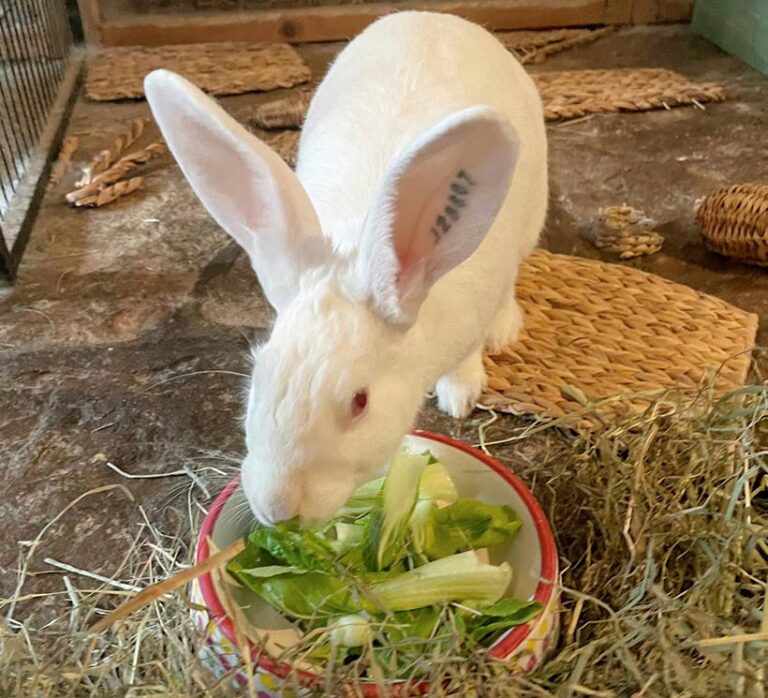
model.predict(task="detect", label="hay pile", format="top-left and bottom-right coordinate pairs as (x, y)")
top-left (2, 378), bottom-right (766, 696)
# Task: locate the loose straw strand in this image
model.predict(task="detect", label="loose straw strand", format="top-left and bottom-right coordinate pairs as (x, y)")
top-left (89, 537), bottom-right (245, 634)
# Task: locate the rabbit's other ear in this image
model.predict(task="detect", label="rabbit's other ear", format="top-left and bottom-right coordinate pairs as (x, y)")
top-left (357, 106), bottom-right (519, 325)
top-left (144, 69), bottom-right (326, 311)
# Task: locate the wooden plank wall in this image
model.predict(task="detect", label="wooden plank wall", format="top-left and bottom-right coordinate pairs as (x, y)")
top-left (78, 0), bottom-right (694, 47)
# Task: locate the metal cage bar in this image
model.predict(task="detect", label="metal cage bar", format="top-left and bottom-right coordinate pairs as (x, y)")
top-left (0, 0), bottom-right (74, 274)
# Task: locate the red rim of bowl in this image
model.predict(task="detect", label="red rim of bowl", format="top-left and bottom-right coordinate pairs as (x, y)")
top-left (195, 429), bottom-right (558, 688)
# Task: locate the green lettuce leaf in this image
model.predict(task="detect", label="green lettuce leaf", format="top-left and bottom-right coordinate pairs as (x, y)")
top-left (235, 569), bottom-right (355, 619)
top-left (468, 597), bottom-right (543, 644)
top-left (227, 539), bottom-right (279, 578)
top-left (244, 524), bottom-right (336, 572)
top-left (386, 606), bottom-right (441, 643)
top-left (423, 499), bottom-right (522, 559)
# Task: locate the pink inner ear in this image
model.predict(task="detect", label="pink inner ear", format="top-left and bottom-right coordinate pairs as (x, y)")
top-left (392, 155), bottom-right (459, 280)
top-left (365, 108), bottom-right (517, 325)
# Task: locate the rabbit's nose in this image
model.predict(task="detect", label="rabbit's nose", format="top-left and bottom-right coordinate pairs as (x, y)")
top-left (250, 485), bottom-right (300, 526)
top-left (242, 459), bottom-right (302, 525)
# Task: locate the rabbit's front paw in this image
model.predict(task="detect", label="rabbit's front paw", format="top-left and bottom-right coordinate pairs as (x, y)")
top-left (435, 350), bottom-right (487, 419)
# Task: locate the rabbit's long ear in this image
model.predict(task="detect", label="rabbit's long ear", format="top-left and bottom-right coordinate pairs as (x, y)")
top-left (357, 107), bottom-right (519, 326)
top-left (144, 70), bottom-right (326, 312)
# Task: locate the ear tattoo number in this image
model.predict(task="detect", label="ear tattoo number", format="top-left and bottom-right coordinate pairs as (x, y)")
top-left (431, 170), bottom-right (477, 242)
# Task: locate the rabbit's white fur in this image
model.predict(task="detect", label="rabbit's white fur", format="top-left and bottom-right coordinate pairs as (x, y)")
top-left (144, 11), bottom-right (547, 525)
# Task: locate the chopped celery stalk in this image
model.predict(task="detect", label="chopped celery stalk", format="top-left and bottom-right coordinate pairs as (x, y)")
top-left (331, 522), bottom-right (364, 554)
top-left (345, 459), bottom-right (457, 510)
top-left (238, 565), bottom-right (307, 579)
top-left (329, 614), bottom-right (373, 647)
top-left (370, 551), bottom-right (512, 611)
top-left (364, 449), bottom-right (430, 570)
top-left (409, 499), bottom-right (437, 557)
top-left (418, 461), bottom-right (458, 504)
top-left (344, 477), bottom-right (384, 509)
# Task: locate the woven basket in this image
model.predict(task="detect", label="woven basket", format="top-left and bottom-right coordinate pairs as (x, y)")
top-left (695, 184), bottom-right (768, 265)
top-left (481, 250), bottom-right (757, 428)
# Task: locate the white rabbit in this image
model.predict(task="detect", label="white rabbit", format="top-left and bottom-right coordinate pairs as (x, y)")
top-left (144, 11), bottom-right (547, 525)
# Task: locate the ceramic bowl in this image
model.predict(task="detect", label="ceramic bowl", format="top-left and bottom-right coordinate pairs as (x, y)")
top-left (190, 430), bottom-right (559, 695)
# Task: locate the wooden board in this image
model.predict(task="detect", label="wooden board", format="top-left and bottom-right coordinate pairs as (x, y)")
top-left (79, 0), bottom-right (695, 47)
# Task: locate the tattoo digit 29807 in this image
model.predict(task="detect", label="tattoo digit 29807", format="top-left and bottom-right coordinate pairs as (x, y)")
top-left (431, 170), bottom-right (477, 242)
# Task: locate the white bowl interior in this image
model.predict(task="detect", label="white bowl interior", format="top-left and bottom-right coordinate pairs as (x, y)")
top-left (207, 434), bottom-right (544, 655)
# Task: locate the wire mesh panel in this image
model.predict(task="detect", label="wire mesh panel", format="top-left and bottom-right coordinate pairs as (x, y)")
top-left (0, 0), bottom-right (73, 269)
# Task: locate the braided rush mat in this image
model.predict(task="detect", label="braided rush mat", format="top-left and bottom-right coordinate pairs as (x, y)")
top-left (250, 68), bottom-right (727, 132)
top-left (533, 68), bottom-right (726, 121)
top-left (499, 27), bottom-right (615, 64)
top-left (86, 42), bottom-right (311, 101)
top-left (480, 251), bottom-right (757, 427)
top-left (263, 130), bottom-right (300, 167)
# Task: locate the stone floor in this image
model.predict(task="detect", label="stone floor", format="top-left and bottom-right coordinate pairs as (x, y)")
top-left (1, 25), bottom-right (767, 608)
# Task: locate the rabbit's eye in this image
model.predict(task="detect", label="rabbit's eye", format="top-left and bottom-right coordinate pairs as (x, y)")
top-left (350, 389), bottom-right (369, 420)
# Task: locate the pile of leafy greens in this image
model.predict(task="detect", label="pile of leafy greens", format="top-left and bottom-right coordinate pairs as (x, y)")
top-left (226, 448), bottom-right (542, 678)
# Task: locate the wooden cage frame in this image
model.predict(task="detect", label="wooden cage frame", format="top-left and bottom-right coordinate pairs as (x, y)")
top-left (77, 0), bottom-right (693, 47)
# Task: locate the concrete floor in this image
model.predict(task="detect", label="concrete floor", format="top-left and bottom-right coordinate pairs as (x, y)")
top-left (2, 25), bottom-right (767, 610)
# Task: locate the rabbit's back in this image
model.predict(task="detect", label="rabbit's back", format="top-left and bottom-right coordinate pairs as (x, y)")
top-left (296, 11), bottom-right (545, 256)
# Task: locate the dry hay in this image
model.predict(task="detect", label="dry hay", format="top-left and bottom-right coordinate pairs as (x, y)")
top-left (2, 375), bottom-right (767, 696)
top-left (85, 42), bottom-right (311, 101)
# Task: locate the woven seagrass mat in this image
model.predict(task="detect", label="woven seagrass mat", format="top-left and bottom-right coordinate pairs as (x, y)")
top-left (480, 250), bottom-right (758, 427)
top-left (499, 27), bottom-right (615, 64)
top-left (533, 68), bottom-right (726, 121)
top-left (85, 42), bottom-right (311, 101)
top-left (263, 130), bottom-right (300, 167)
top-left (250, 68), bottom-right (727, 132)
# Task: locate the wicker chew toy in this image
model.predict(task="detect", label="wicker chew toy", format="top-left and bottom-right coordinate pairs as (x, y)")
top-left (480, 251), bottom-right (757, 428)
top-left (589, 205), bottom-right (664, 259)
top-left (695, 184), bottom-right (768, 265)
